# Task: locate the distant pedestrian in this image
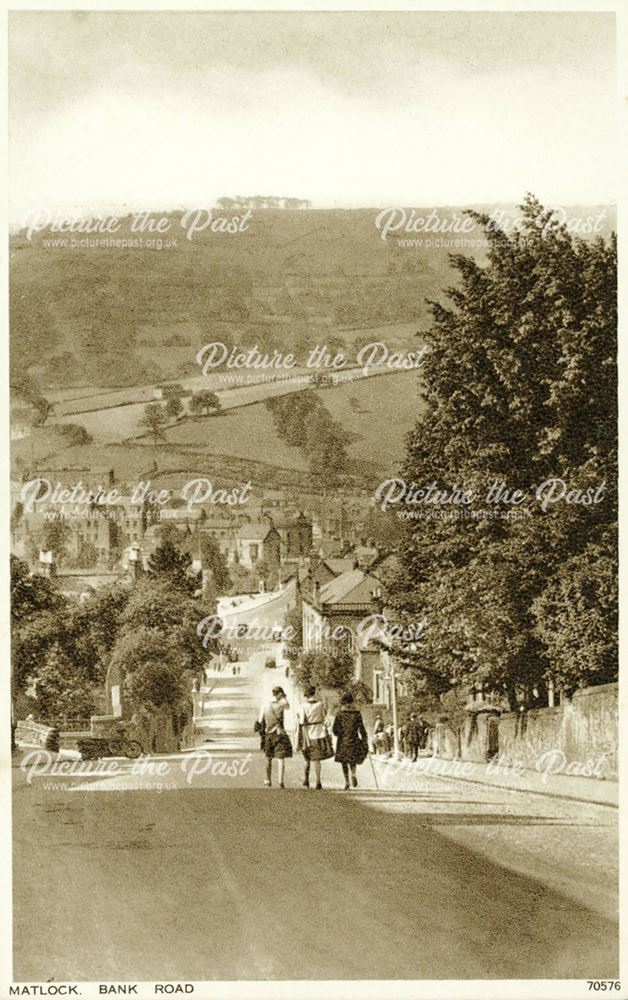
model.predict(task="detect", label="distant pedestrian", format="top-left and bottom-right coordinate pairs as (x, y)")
top-left (258, 686), bottom-right (292, 788)
top-left (418, 716), bottom-right (431, 752)
top-left (405, 713), bottom-right (423, 761)
top-left (298, 685), bottom-right (333, 790)
top-left (372, 713), bottom-right (386, 754)
top-left (332, 691), bottom-right (368, 789)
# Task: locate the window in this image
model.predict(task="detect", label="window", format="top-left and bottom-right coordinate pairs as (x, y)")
top-left (250, 543), bottom-right (259, 561)
top-left (373, 670), bottom-right (389, 706)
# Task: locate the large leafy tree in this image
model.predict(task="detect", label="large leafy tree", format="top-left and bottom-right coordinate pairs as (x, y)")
top-left (110, 579), bottom-right (218, 724)
top-left (189, 390), bottom-right (221, 416)
top-left (140, 402), bottom-right (168, 445)
top-left (116, 580), bottom-right (212, 675)
top-left (265, 389), bottom-right (354, 484)
top-left (65, 585), bottom-right (132, 684)
top-left (293, 650), bottom-right (353, 691)
top-left (147, 538), bottom-right (200, 593)
top-left (390, 196), bottom-right (616, 707)
top-left (11, 556), bottom-right (68, 697)
top-left (34, 642), bottom-right (96, 723)
top-left (124, 659), bottom-right (188, 712)
top-left (199, 534), bottom-right (231, 595)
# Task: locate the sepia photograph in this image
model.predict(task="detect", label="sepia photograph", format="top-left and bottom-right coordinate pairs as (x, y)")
top-left (5, 4), bottom-right (622, 997)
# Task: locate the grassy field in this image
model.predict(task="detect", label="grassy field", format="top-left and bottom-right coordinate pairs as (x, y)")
top-left (164, 368), bottom-right (422, 472)
top-left (12, 369), bottom-right (423, 490)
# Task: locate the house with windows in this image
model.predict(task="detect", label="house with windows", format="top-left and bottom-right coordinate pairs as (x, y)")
top-left (302, 567), bottom-right (381, 662)
top-left (235, 521), bottom-right (281, 572)
top-left (300, 566), bottom-right (411, 704)
top-left (273, 512), bottom-right (313, 561)
top-left (198, 516), bottom-right (239, 564)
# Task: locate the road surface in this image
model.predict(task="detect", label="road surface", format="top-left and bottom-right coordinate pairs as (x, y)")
top-left (13, 649), bottom-right (618, 982)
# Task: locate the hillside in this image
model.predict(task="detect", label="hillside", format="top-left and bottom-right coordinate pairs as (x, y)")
top-left (10, 207), bottom-right (457, 390)
top-left (13, 203), bottom-right (616, 396)
top-left (12, 368), bottom-right (423, 492)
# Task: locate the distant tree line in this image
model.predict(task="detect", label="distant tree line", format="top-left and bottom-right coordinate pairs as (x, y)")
top-left (216, 196), bottom-right (311, 210)
top-left (265, 389), bottom-right (354, 485)
top-left (140, 389), bottom-right (221, 443)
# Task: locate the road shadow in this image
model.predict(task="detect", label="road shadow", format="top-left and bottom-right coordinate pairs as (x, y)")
top-left (13, 774), bottom-right (618, 982)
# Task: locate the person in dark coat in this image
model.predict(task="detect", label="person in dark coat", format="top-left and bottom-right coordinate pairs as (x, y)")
top-left (405, 713), bottom-right (423, 761)
top-left (332, 691), bottom-right (368, 789)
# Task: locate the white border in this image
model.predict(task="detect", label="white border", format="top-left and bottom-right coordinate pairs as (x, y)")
top-left (1, 2), bottom-right (625, 998)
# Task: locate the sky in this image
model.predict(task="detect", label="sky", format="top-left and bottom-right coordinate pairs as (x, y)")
top-left (8, 11), bottom-right (617, 222)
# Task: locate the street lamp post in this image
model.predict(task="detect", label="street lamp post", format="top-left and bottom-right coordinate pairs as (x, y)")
top-left (384, 649), bottom-right (399, 757)
top-left (370, 585), bottom-right (400, 757)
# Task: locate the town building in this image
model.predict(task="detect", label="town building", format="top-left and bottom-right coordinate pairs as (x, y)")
top-left (235, 521), bottom-right (282, 572)
top-left (301, 567), bottom-right (381, 657)
top-left (272, 512), bottom-right (313, 561)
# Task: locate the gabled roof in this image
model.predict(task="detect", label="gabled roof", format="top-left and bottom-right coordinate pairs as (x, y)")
top-left (324, 557), bottom-right (356, 576)
top-left (319, 569), bottom-right (381, 608)
top-left (236, 522), bottom-right (278, 541)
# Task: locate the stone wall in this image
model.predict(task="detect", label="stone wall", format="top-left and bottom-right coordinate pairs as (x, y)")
top-left (432, 683), bottom-right (618, 780)
top-left (15, 719), bottom-right (59, 751)
top-left (498, 683), bottom-right (618, 778)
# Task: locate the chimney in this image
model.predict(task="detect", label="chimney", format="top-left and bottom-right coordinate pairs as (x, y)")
top-left (313, 580), bottom-right (321, 604)
top-left (370, 586), bottom-right (383, 612)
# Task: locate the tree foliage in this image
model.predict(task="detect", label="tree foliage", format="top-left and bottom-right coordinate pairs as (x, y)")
top-left (34, 642), bottom-right (96, 722)
top-left (124, 659), bottom-right (188, 711)
top-left (292, 650), bottom-right (353, 691)
top-left (11, 556), bottom-right (66, 696)
top-left (199, 534), bottom-right (231, 594)
top-left (147, 539), bottom-right (200, 593)
top-left (190, 390), bottom-right (221, 416)
top-left (390, 196), bottom-right (616, 705)
top-left (265, 389), bottom-right (354, 484)
top-left (140, 402), bottom-right (168, 444)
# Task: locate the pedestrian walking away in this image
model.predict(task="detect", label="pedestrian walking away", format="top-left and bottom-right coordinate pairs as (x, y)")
top-left (298, 685), bottom-right (333, 790)
top-left (405, 713), bottom-right (422, 761)
top-left (332, 691), bottom-right (368, 789)
top-left (372, 712), bottom-right (386, 754)
top-left (257, 686), bottom-right (292, 788)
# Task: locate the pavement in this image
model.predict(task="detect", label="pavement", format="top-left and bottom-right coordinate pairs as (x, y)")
top-left (12, 633), bottom-right (619, 983)
top-left (369, 749), bottom-right (618, 808)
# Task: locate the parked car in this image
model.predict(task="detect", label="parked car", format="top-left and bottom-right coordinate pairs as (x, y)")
top-left (265, 657), bottom-right (277, 669)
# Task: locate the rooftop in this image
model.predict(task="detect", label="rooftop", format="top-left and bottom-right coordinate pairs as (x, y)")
top-left (317, 569), bottom-right (381, 608)
top-left (236, 522), bottom-right (277, 541)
